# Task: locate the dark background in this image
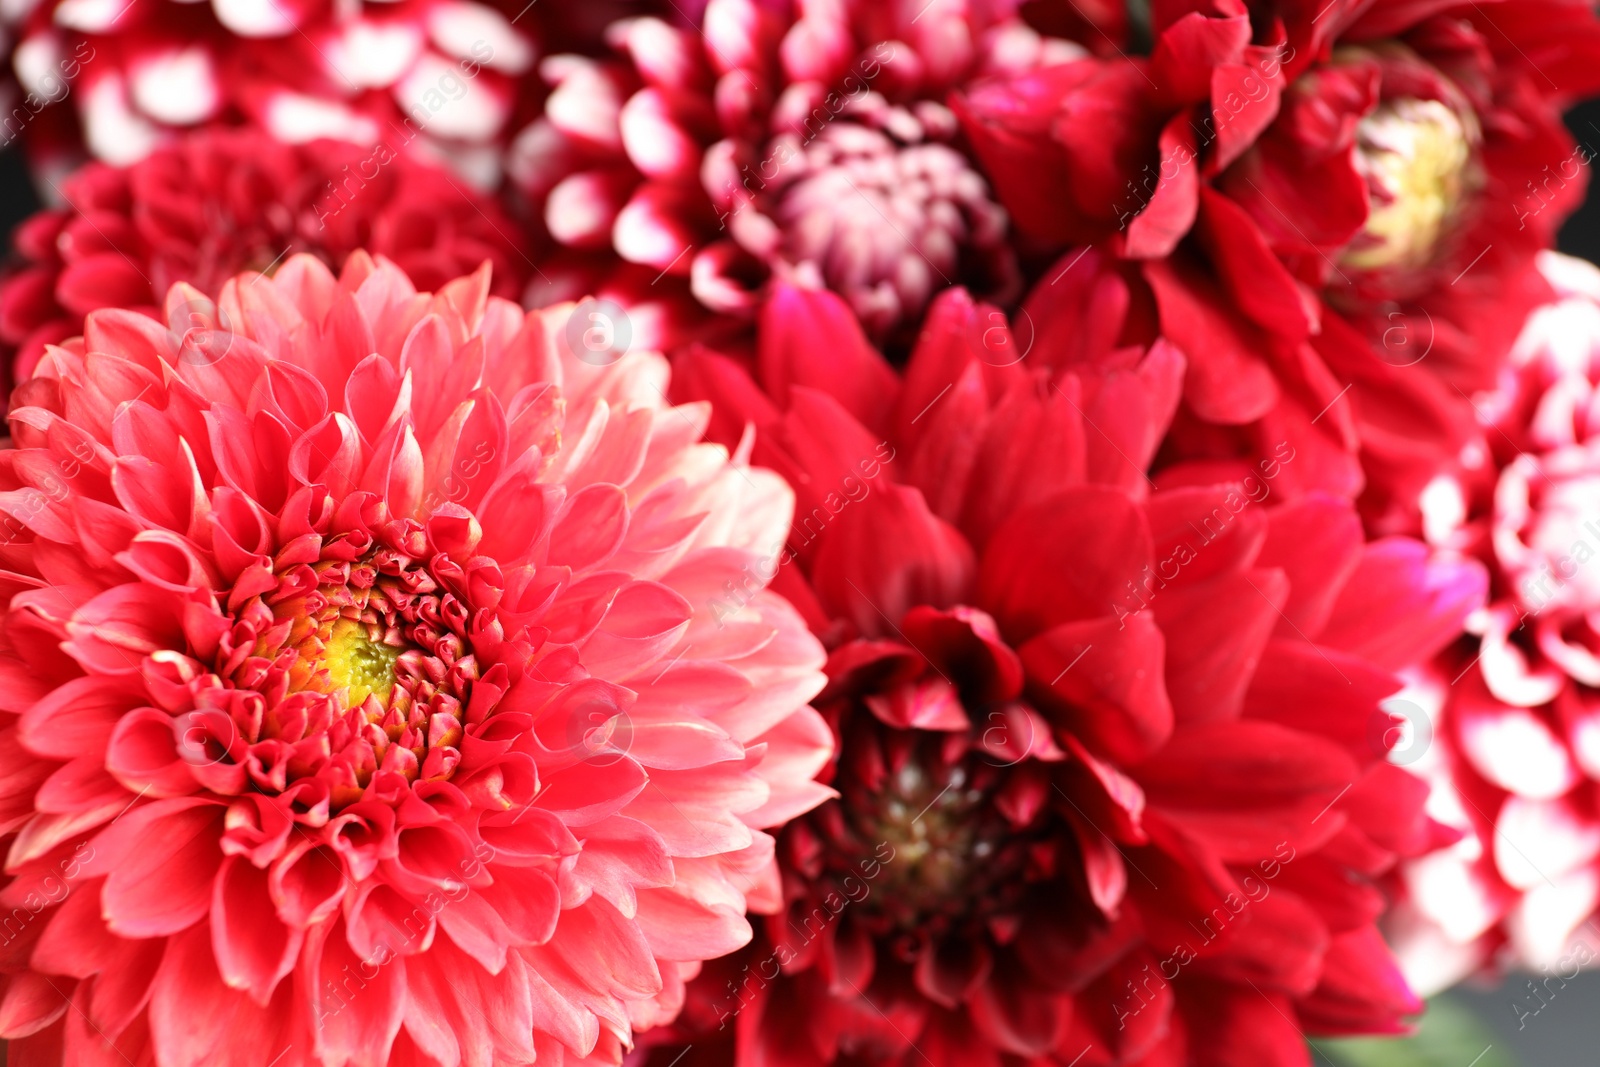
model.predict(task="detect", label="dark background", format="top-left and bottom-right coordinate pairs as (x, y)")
top-left (0, 145), bottom-right (36, 241)
top-left (1452, 974), bottom-right (1600, 1066)
top-left (3, 101), bottom-right (1600, 1067)
top-left (1560, 98), bottom-right (1600, 264)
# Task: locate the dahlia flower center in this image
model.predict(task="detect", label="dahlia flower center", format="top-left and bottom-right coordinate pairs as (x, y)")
top-left (756, 108), bottom-right (1008, 342)
top-left (209, 535), bottom-right (475, 806)
top-left (829, 747), bottom-right (1037, 933)
top-left (316, 618), bottom-right (403, 707)
top-left (1342, 96), bottom-right (1481, 275)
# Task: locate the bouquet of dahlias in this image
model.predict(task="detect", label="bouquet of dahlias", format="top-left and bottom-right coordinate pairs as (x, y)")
top-left (0, 2), bottom-right (1598, 1066)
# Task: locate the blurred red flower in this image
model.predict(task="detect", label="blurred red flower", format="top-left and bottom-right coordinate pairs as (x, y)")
top-left (956, 0), bottom-right (1600, 533)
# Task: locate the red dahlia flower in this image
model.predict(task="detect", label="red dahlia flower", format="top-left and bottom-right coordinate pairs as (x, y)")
top-left (0, 252), bottom-right (832, 1066)
top-left (507, 0), bottom-right (1082, 351)
top-left (0, 127), bottom-right (529, 394)
top-left (3, 0), bottom-right (541, 178)
top-left (1391, 252), bottom-right (1600, 995)
top-left (631, 282), bottom-right (1485, 1066)
top-left (956, 0), bottom-right (1600, 533)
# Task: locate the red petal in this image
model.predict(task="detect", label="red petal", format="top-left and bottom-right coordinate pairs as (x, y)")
top-left (912, 937), bottom-right (991, 1010)
top-left (1021, 613), bottom-right (1174, 764)
top-left (1193, 188), bottom-right (1311, 339)
top-left (1296, 926), bottom-right (1422, 1034)
top-left (1123, 114), bottom-right (1201, 258)
top-left (1145, 255), bottom-right (1279, 424)
top-left (211, 855), bottom-right (300, 1005)
top-left (1153, 567), bottom-right (1287, 724)
top-left (812, 485), bottom-right (976, 640)
top-left (1139, 720), bottom-right (1359, 801)
top-left (614, 182), bottom-right (711, 270)
top-left (759, 283), bottom-right (899, 436)
top-left (900, 605), bottom-right (1024, 705)
top-left (305, 918), bottom-right (405, 1066)
top-left (1149, 12), bottom-right (1251, 103)
top-left (1318, 538), bottom-right (1487, 671)
top-left (1256, 494), bottom-right (1365, 638)
top-left (965, 965), bottom-right (1069, 1056)
top-left (979, 485), bottom-right (1151, 643)
top-left (546, 168), bottom-right (636, 248)
top-left (1188, 889), bottom-right (1329, 995)
top-left (0, 972), bottom-right (68, 1038)
top-left (1180, 984), bottom-right (1312, 1067)
top-left (55, 255), bottom-right (153, 318)
top-left (97, 800), bottom-right (223, 938)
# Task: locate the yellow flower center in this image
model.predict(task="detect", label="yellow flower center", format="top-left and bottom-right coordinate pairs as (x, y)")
top-left (319, 618), bottom-right (402, 708)
top-left (1343, 96), bottom-right (1480, 275)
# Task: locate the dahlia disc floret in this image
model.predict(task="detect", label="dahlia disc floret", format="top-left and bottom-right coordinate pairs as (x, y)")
top-left (0, 252), bottom-right (831, 1067)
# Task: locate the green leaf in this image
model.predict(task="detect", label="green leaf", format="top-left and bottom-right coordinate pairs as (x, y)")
top-left (1316, 996), bottom-right (1516, 1067)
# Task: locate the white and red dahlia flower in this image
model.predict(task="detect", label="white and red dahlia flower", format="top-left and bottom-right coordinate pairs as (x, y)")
top-left (4, 0), bottom-right (538, 181)
top-left (1393, 252), bottom-right (1600, 994)
top-left (507, 0), bottom-right (1082, 351)
top-left (0, 252), bottom-right (832, 1066)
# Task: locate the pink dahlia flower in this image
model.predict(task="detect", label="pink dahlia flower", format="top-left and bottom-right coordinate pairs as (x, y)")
top-left (0, 127), bottom-right (529, 397)
top-left (1391, 252), bottom-right (1600, 995)
top-left (626, 281), bottom-right (1484, 1066)
top-left (0, 252), bottom-right (831, 1066)
top-left (955, 0), bottom-right (1600, 534)
top-left (4, 0), bottom-right (541, 180)
top-left (507, 0), bottom-right (1082, 351)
